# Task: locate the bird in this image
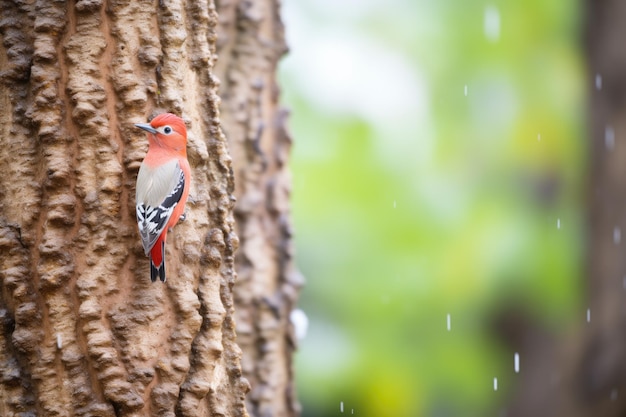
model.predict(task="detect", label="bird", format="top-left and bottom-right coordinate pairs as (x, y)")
top-left (134, 113), bottom-right (191, 282)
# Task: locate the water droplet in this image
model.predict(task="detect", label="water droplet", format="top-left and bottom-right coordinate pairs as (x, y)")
top-left (514, 352), bottom-right (520, 373)
top-left (596, 73), bottom-right (603, 90)
top-left (493, 377), bottom-right (498, 391)
top-left (614, 227), bottom-right (621, 245)
top-left (446, 314), bottom-right (451, 331)
top-left (290, 309), bottom-right (309, 340)
top-left (587, 308), bottom-right (591, 323)
top-left (464, 84), bottom-right (468, 96)
top-left (605, 126), bottom-right (615, 150)
top-left (557, 218), bottom-right (561, 229)
top-left (484, 5), bottom-right (501, 42)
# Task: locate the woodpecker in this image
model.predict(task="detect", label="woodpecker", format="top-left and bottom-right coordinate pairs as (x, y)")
top-left (135, 113), bottom-right (191, 282)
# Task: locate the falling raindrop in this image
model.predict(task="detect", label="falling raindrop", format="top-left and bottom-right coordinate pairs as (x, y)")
top-left (514, 353), bottom-right (520, 373)
top-left (493, 377), bottom-right (498, 391)
top-left (614, 227), bottom-right (621, 245)
top-left (464, 84), bottom-right (468, 96)
top-left (56, 334), bottom-right (62, 349)
top-left (446, 314), bottom-right (451, 331)
top-left (596, 74), bottom-right (602, 90)
top-left (537, 133), bottom-right (541, 142)
top-left (484, 5), bottom-right (501, 42)
top-left (393, 200), bottom-right (397, 209)
top-left (587, 308), bottom-right (591, 323)
top-left (557, 218), bottom-right (561, 229)
top-left (340, 401), bottom-right (344, 413)
top-left (605, 126), bottom-right (615, 150)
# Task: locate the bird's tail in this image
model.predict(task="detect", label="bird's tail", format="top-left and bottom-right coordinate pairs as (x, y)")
top-left (149, 236), bottom-right (166, 282)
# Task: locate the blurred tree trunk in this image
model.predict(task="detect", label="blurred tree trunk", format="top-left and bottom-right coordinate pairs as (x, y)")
top-left (504, 1), bottom-right (626, 416)
top-left (576, 0), bottom-right (626, 414)
top-left (214, 1), bottom-right (302, 416)
top-left (0, 0), bottom-right (297, 416)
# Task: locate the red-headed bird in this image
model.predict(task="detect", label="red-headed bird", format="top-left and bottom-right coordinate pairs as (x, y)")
top-left (135, 113), bottom-right (191, 282)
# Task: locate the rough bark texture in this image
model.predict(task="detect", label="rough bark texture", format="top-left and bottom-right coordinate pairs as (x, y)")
top-left (503, 1), bottom-right (626, 416)
top-left (214, 1), bottom-right (302, 416)
top-left (0, 1), bottom-right (258, 415)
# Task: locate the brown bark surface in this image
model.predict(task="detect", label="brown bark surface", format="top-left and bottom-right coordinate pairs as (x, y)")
top-left (0, 0), bottom-right (291, 415)
top-left (214, 1), bottom-right (302, 416)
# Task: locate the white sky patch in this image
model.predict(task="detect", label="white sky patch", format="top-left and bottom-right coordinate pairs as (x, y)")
top-left (280, 3), bottom-right (433, 163)
top-left (283, 30), bottom-right (427, 128)
top-left (484, 5), bottom-right (501, 42)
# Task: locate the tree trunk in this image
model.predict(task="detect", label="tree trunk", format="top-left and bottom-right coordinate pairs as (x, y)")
top-left (504, 2), bottom-right (626, 416)
top-left (0, 0), bottom-right (296, 415)
top-left (575, 0), bottom-right (626, 414)
top-left (213, 1), bottom-right (301, 417)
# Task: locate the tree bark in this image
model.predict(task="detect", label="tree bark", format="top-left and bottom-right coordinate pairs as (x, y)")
top-left (214, 1), bottom-right (302, 416)
top-left (0, 0), bottom-right (298, 415)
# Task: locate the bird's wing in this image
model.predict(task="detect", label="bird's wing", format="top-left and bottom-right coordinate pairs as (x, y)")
top-left (135, 160), bottom-right (186, 254)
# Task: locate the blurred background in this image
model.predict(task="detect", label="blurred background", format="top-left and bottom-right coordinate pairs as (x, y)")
top-left (279, 1), bottom-right (587, 416)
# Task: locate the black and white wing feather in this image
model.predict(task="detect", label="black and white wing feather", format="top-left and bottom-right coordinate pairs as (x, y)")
top-left (136, 160), bottom-right (186, 254)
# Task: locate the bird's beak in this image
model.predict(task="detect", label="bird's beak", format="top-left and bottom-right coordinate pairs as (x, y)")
top-left (134, 123), bottom-right (158, 134)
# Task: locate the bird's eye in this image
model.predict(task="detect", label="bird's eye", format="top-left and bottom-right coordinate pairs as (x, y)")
top-left (162, 126), bottom-right (173, 134)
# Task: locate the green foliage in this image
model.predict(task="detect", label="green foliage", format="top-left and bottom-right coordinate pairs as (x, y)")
top-left (280, 0), bottom-right (584, 415)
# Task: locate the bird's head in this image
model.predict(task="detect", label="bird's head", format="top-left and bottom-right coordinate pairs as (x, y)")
top-left (135, 113), bottom-right (188, 153)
